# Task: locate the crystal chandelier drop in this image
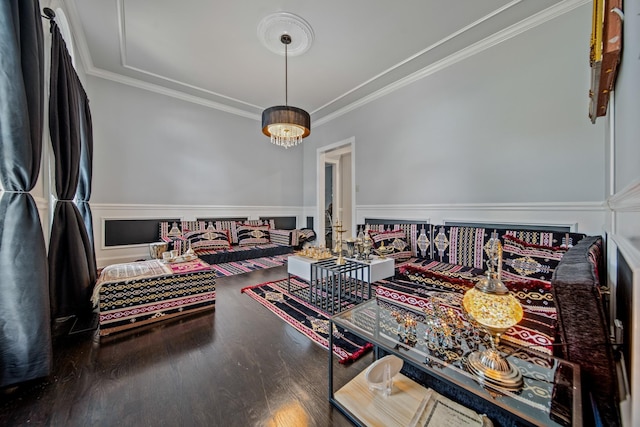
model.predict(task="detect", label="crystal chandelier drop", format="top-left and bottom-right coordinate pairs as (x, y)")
top-left (261, 34), bottom-right (310, 148)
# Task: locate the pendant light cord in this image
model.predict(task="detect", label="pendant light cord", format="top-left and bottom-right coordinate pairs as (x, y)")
top-left (284, 40), bottom-right (288, 107)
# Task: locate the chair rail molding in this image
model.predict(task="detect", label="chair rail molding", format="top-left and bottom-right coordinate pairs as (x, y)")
top-left (92, 202), bottom-right (305, 267)
top-left (355, 201), bottom-right (606, 235)
top-left (608, 179), bottom-right (640, 211)
top-left (92, 202), bottom-right (304, 218)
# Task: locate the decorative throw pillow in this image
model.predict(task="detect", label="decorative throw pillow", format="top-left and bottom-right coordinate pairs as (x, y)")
top-left (268, 229), bottom-right (295, 246)
top-left (364, 223), bottom-right (420, 257)
top-left (185, 229), bottom-right (231, 252)
top-left (501, 234), bottom-right (568, 283)
top-left (237, 224), bottom-right (270, 246)
top-left (159, 221), bottom-right (184, 241)
top-left (368, 229), bottom-right (411, 261)
top-left (245, 219), bottom-right (276, 229)
top-left (415, 226), bottom-right (431, 259)
top-left (215, 221), bottom-right (239, 244)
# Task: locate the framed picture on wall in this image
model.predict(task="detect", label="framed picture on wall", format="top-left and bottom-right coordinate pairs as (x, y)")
top-left (588, 0), bottom-right (622, 123)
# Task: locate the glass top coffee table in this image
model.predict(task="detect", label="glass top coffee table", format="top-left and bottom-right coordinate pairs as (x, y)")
top-left (329, 298), bottom-right (581, 427)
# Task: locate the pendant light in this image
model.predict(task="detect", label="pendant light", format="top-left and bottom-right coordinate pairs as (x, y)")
top-left (261, 34), bottom-right (310, 148)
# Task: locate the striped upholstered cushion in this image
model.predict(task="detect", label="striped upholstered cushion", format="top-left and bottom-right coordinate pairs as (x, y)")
top-left (237, 224), bottom-right (270, 246)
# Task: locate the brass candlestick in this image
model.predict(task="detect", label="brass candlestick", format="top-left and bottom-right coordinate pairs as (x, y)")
top-left (333, 221), bottom-right (347, 265)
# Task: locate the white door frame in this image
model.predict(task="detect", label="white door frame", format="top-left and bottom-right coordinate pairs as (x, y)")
top-left (317, 137), bottom-right (356, 245)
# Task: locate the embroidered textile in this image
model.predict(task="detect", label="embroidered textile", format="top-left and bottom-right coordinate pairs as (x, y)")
top-left (241, 279), bottom-right (372, 363)
top-left (237, 224), bottom-right (271, 246)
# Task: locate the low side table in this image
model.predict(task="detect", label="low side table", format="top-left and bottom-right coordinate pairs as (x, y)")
top-left (347, 256), bottom-right (394, 283)
top-left (287, 255), bottom-right (317, 292)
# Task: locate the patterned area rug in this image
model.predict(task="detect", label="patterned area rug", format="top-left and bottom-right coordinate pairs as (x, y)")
top-left (210, 255), bottom-right (289, 277)
top-left (241, 278), bottom-right (372, 363)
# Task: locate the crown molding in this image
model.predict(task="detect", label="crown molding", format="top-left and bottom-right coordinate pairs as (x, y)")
top-left (61, 0), bottom-right (95, 76)
top-left (310, 0), bottom-right (523, 117)
top-left (314, 0), bottom-right (589, 126)
top-left (64, 0), bottom-right (260, 119)
top-left (86, 67), bottom-right (261, 120)
top-left (63, 0), bottom-right (589, 126)
top-left (115, 0), bottom-right (264, 113)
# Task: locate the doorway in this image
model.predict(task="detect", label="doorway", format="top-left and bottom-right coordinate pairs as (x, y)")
top-left (324, 162), bottom-right (336, 248)
top-left (317, 138), bottom-right (355, 250)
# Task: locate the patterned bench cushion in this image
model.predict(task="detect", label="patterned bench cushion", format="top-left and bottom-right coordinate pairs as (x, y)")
top-left (93, 259), bottom-right (216, 336)
top-left (431, 225), bottom-right (586, 273)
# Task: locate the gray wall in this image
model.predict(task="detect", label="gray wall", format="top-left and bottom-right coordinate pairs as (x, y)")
top-left (303, 4), bottom-right (604, 207)
top-left (86, 75), bottom-right (304, 206)
top-left (609, 0), bottom-right (640, 240)
top-left (614, 0), bottom-right (640, 195)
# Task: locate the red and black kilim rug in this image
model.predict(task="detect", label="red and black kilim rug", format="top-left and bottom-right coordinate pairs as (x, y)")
top-left (241, 278), bottom-right (372, 363)
top-left (210, 255), bottom-right (289, 277)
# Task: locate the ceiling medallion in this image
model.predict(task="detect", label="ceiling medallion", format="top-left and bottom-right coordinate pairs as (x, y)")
top-left (257, 12), bottom-right (314, 57)
top-left (259, 13), bottom-right (313, 149)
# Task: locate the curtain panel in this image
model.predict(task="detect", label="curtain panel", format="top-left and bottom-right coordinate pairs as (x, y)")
top-left (47, 20), bottom-right (96, 320)
top-left (76, 95), bottom-right (96, 259)
top-left (0, 0), bottom-right (51, 386)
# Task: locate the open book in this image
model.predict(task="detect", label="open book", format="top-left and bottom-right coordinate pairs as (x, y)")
top-left (408, 389), bottom-right (493, 427)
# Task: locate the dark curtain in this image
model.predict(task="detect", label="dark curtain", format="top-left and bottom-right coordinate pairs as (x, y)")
top-left (76, 84), bottom-right (96, 275)
top-left (0, 0), bottom-right (51, 386)
top-left (47, 20), bottom-right (96, 319)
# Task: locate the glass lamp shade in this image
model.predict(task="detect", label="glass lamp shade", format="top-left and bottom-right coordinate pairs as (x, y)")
top-left (262, 105), bottom-right (311, 148)
top-left (462, 273), bottom-right (524, 390)
top-left (462, 286), bottom-right (523, 335)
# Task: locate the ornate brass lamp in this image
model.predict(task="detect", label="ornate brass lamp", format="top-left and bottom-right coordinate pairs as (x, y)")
top-left (333, 221), bottom-right (347, 265)
top-left (462, 239), bottom-right (524, 390)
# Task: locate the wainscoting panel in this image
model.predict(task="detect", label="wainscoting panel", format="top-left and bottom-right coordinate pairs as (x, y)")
top-left (104, 218), bottom-right (180, 247)
top-left (92, 203), bottom-right (305, 267)
top-left (609, 179), bottom-right (640, 239)
top-left (92, 202), bottom-right (607, 267)
top-left (607, 234), bottom-right (640, 427)
top-left (356, 202), bottom-right (606, 236)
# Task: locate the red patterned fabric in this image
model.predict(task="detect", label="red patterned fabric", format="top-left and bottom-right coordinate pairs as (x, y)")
top-left (186, 229), bottom-right (231, 252)
top-left (368, 229), bottom-right (411, 261)
top-left (167, 259), bottom-right (212, 274)
top-left (237, 224), bottom-right (270, 246)
top-left (501, 235), bottom-right (567, 283)
top-left (383, 263), bottom-right (558, 354)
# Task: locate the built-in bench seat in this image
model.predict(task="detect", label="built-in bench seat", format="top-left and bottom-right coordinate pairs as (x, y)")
top-left (158, 219), bottom-right (316, 265)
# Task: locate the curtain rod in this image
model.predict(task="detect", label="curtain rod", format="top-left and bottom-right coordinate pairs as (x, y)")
top-left (43, 7), bottom-right (55, 20)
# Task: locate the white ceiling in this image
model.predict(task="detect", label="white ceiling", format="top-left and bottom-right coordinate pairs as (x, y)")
top-left (65, 0), bottom-right (572, 125)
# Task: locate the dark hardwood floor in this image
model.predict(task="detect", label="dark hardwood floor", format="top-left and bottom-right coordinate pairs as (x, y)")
top-left (0, 266), bottom-right (374, 427)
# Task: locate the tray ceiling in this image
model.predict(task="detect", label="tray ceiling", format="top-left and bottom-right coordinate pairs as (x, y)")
top-left (66, 0), bottom-right (576, 124)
